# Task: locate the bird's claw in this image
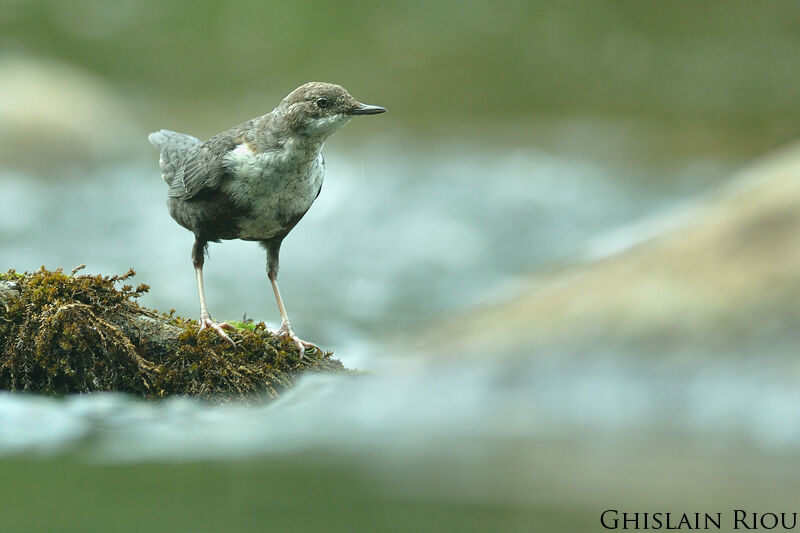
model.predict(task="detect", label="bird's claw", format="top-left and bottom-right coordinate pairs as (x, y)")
top-left (271, 324), bottom-right (318, 358)
top-left (198, 315), bottom-right (237, 348)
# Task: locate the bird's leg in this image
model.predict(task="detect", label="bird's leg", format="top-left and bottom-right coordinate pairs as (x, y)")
top-left (268, 270), bottom-right (318, 357)
top-left (263, 241), bottom-right (317, 357)
top-left (192, 239), bottom-right (236, 348)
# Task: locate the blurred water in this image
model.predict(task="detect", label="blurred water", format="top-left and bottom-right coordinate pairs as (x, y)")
top-left (0, 138), bottom-right (724, 361)
top-left (2, 352), bottom-right (800, 532)
top-left (6, 139), bottom-right (783, 532)
top-left (3, 355), bottom-right (800, 463)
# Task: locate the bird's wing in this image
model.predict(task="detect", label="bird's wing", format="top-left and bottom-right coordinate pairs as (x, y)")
top-left (171, 120), bottom-right (263, 199)
top-left (148, 129), bottom-right (239, 200)
top-left (168, 143), bottom-right (230, 200)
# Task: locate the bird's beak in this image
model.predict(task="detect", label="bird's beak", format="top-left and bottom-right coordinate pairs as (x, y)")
top-left (351, 103), bottom-right (387, 115)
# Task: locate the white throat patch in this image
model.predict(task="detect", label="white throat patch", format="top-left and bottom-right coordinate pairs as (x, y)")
top-left (309, 114), bottom-right (351, 134)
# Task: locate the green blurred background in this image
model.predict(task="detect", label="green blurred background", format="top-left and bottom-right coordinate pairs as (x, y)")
top-left (4, 0), bottom-right (799, 152)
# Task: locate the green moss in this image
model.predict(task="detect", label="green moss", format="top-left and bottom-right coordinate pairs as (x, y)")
top-left (0, 267), bottom-right (348, 402)
top-left (227, 320), bottom-right (258, 332)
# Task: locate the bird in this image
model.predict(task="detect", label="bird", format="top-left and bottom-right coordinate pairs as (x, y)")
top-left (148, 82), bottom-right (385, 355)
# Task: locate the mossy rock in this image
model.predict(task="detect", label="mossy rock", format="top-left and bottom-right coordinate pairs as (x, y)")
top-left (0, 267), bottom-right (348, 402)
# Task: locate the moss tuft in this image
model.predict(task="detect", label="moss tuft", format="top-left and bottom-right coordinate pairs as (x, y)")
top-left (227, 320), bottom-right (258, 332)
top-left (0, 267), bottom-right (348, 402)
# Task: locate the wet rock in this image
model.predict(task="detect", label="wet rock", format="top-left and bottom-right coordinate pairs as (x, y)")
top-left (415, 141), bottom-right (800, 359)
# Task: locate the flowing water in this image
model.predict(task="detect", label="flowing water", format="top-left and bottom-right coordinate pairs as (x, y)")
top-left (5, 133), bottom-right (799, 532)
top-left (0, 136), bottom-right (724, 351)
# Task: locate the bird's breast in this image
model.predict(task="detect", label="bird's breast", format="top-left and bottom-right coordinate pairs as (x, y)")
top-left (221, 143), bottom-right (324, 240)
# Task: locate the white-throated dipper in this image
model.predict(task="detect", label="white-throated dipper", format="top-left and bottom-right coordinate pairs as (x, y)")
top-left (148, 82), bottom-right (385, 355)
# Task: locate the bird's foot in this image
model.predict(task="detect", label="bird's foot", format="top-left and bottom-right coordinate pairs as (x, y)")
top-left (198, 314), bottom-right (237, 348)
top-left (271, 324), bottom-right (318, 358)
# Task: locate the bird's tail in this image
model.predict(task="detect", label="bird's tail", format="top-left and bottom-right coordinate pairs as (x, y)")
top-left (147, 129), bottom-right (201, 186)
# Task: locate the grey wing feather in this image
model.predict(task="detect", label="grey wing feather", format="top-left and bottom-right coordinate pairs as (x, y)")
top-left (147, 129), bottom-right (229, 200)
top-left (170, 145), bottom-right (229, 200)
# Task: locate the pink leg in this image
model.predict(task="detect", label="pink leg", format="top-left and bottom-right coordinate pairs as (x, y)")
top-left (195, 264), bottom-right (236, 348)
top-left (268, 272), bottom-right (318, 357)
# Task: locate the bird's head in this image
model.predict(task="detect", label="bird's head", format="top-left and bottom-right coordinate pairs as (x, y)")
top-left (276, 82), bottom-right (386, 139)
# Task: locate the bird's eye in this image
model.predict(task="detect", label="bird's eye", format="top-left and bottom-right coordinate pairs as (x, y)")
top-left (316, 97), bottom-right (330, 108)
